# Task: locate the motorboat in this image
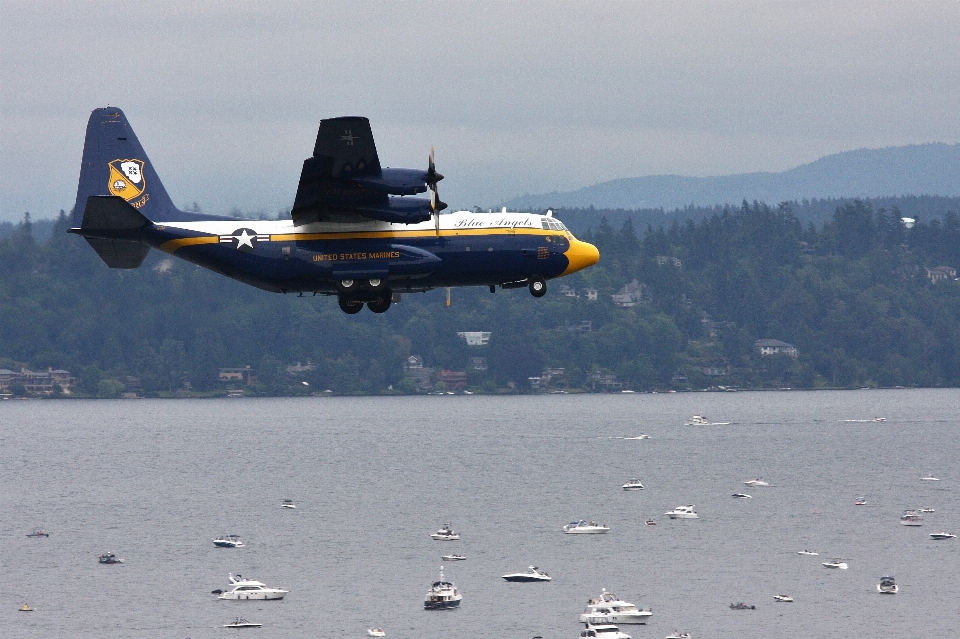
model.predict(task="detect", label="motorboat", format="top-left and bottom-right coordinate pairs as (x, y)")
top-left (743, 478), bottom-right (769, 487)
top-left (685, 414), bottom-right (729, 426)
top-left (622, 479), bottom-right (644, 490)
top-left (929, 531), bottom-right (956, 540)
top-left (665, 633), bottom-right (691, 639)
top-left (729, 602), bottom-right (755, 610)
top-left (822, 559), bottom-right (848, 569)
top-left (98, 552), bottom-right (123, 564)
top-left (430, 524), bottom-right (460, 541)
top-left (773, 595), bottom-right (793, 602)
top-left (424, 566), bottom-right (461, 610)
top-left (281, 499), bottom-right (296, 509)
top-left (217, 576), bottom-right (288, 600)
top-left (855, 499), bottom-right (867, 505)
top-left (580, 622), bottom-right (632, 639)
top-left (502, 566), bottom-right (552, 582)
top-left (367, 629), bottom-right (386, 637)
top-left (441, 554), bottom-right (466, 561)
top-left (644, 519), bottom-right (657, 526)
top-left (797, 550), bottom-right (819, 556)
top-left (26, 530), bottom-right (49, 538)
top-left (664, 505), bottom-right (698, 519)
top-left (214, 534), bottom-right (245, 548)
top-left (564, 520), bottom-right (610, 533)
top-left (918, 507), bottom-right (935, 513)
top-left (731, 493), bottom-right (752, 499)
top-left (900, 511), bottom-right (923, 526)
top-left (20, 603), bottom-right (33, 612)
top-left (223, 618), bottom-right (262, 628)
top-left (877, 576), bottom-right (898, 594)
top-left (921, 474), bottom-right (940, 481)
top-left (579, 589), bottom-right (653, 624)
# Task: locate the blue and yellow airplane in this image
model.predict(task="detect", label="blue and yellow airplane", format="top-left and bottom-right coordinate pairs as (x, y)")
top-left (70, 108), bottom-right (599, 313)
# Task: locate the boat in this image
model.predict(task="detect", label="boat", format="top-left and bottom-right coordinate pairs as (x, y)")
top-left (502, 566), bottom-right (552, 582)
top-left (929, 531), bottom-right (956, 540)
top-left (20, 603), bottom-right (33, 612)
top-left (580, 622), bottom-right (632, 639)
top-left (223, 618), bottom-right (262, 628)
top-left (217, 576), bottom-right (288, 600)
top-left (424, 566), bottom-right (461, 610)
top-left (25, 530), bottom-right (49, 538)
top-left (822, 559), bottom-right (848, 569)
top-left (665, 633), bottom-right (691, 639)
top-left (367, 629), bottom-right (386, 637)
top-left (877, 576), bottom-right (898, 594)
top-left (664, 505), bottom-right (698, 519)
top-left (743, 478), bottom-right (769, 487)
top-left (729, 602), bottom-right (755, 610)
top-left (855, 499), bottom-right (867, 505)
top-left (921, 474), bottom-right (941, 481)
top-left (731, 493), bottom-right (752, 499)
top-left (441, 554), bottom-right (466, 561)
top-left (622, 479), bottom-right (644, 490)
top-left (579, 589), bottom-right (653, 624)
top-left (773, 595), bottom-right (793, 602)
top-left (430, 524), bottom-right (460, 540)
top-left (685, 415), bottom-right (729, 426)
top-left (213, 534), bottom-right (245, 548)
top-left (281, 499), bottom-right (296, 509)
top-left (900, 510), bottom-right (923, 526)
top-left (98, 552), bottom-right (123, 564)
top-left (644, 519), bottom-right (657, 526)
top-left (563, 520), bottom-right (610, 533)
top-left (797, 550), bottom-right (819, 556)
top-left (918, 507), bottom-right (935, 513)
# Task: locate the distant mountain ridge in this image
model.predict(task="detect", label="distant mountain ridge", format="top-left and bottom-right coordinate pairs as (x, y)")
top-left (504, 143), bottom-right (960, 210)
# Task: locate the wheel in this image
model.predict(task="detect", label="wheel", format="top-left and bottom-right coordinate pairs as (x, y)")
top-left (335, 279), bottom-right (360, 294)
top-left (367, 293), bottom-right (392, 314)
top-left (338, 295), bottom-right (363, 314)
top-left (364, 277), bottom-right (389, 292)
top-left (529, 277), bottom-right (547, 297)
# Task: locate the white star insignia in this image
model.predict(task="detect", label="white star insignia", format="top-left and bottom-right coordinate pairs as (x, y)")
top-left (235, 229), bottom-right (256, 249)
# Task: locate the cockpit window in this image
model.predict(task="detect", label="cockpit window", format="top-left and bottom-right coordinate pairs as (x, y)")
top-left (541, 220), bottom-right (551, 230)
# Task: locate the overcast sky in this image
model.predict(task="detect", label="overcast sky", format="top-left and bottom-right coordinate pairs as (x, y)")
top-left (3, 2), bottom-right (960, 222)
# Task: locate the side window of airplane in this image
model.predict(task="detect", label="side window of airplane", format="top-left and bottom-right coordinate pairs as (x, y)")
top-left (541, 220), bottom-right (551, 230)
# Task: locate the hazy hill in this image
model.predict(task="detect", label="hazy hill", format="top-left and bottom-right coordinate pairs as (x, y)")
top-left (505, 143), bottom-right (960, 210)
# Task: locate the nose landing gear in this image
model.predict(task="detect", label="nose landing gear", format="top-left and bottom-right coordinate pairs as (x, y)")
top-left (528, 277), bottom-right (547, 297)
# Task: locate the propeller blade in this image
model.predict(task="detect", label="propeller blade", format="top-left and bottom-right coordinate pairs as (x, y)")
top-left (427, 147), bottom-right (445, 235)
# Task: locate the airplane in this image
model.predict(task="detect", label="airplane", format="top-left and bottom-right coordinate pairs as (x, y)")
top-left (70, 107), bottom-right (600, 313)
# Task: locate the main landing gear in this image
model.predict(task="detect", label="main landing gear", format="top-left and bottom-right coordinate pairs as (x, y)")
top-left (336, 278), bottom-right (393, 314)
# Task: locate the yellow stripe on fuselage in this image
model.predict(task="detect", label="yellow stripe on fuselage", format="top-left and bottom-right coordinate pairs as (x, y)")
top-left (159, 236), bottom-right (221, 253)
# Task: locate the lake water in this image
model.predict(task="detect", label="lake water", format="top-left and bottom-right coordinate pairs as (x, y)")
top-left (1, 390), bottom-right (958, 639)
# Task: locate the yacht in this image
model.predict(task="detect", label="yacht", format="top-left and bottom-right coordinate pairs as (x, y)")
top-left (796, 550), bottom-right (819, 556)
top-left (773, 595), bottom-right (793, 602)
top-left (877, 576), bottom-right (898, 594)
top-left (918, 507), bottom-right (935, 513)
top-left (430, 524), bottom-right (460, 541)
top-left (664, 505), bottom-right (698, 519)
top-left (223, 618), bottom-right (262, 628)
top-left (622, 479), bottom-right (644, 490)
top-left (213, 534), bottom-right (245, 548)
top-left (731, 493), bottom-right (752, 499)
top-left (367, 629), bottom-right (386, 637)
top-left (580, 623), bottom-right (632, 639)
top-left (579, 589), bottom-right (653, 624)
top-left (424, 566), bottom-right (461, 610)
top-left (743, 478), bottom-right (769, 487)
top-left (98, 552), bottom-right (123, 564)
top-left (686, 415), bottom-right (714, 425)
top-left (564, 520), bottom-right (610, 533)
top-left (25, 530), bottom-right (49, 538)
top-left (665, 633), bottom-right (691, 639)
top-left (281, 499), bottom-right (296, 509)
top-left (900, 511), bottom-right (923, 526)
top-left (822, 559), bottom-right (848, 569)
top-left (217, 577), bottom-right (288, 600)
top-left (921, 474), bottom-right (940, 481)
top-left (441, 554), bottom-right (466, 561)
top-left (502, 566), bottom-right (552, 582)
top-left (929, 531), bottom-right (956, 540)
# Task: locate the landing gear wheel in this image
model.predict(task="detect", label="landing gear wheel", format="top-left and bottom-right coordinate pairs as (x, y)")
top-left (529, 277), bottom-right (547, 298)
top-left (365, 278), bottom-right (389, 293)
top-left (335, 279), bottom-right (360, 294)
top-left (338, 295), bottom-right (363, 314)
top-left (367, 293), bottom-right (392, 314)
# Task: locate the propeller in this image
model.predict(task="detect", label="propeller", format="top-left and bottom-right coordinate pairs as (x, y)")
top-left (427, 146), bottom-right (446, 235)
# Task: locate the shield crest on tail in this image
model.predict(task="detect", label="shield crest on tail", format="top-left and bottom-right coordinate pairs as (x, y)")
top-left (107, 159), bottom-right (146, 200)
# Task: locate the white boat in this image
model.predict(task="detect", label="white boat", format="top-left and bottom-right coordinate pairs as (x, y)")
top-left (579, 589), bottom-right (653, 624)
top-left (929, 531), bottom-right (956, 540)
top-left (877, 576), bottom-right (898, 594)
top-left (367, 628), bottom-right (386, 637)
top-left (580, 622), bottom-right (632, 639)
top-left (622, 479), bottom-right (644, 490)
top-left (900, 510), bottom-right (923, 526)
top-left (441, 554), bottom-right (466, 561)
top-left (213, 534), bottom-right (245, 548)
top-left (664, 505), bottom-right (698, 519)
top-left (731, 493), bottom-right (752, 499)
top-left (281, 499), bottom-right (296, 509)
top-left (685, 415), bottom-right (729, 426)
top-left (773, 594), bottom-right (793, 602)
top-left (822, 559), bottom-right (848, 569)
top-left (430, 524), bottom-right (460, 540)
top-left (918, 507), bottom-right (935, 513)
top-left (424, 566), bottom-right (461, 610)
top-left (224, 617), bottom-right (262, 628)
top-left (502, 566), bottom-right (552, 582)
top-left (217, 576), bottom-right (288, 600)
top-left (564, 520), bottom-right (610, 533)
top-left (743, 478), bottom-right (769, 487)
top-left (796, 550), bottom-right (819, 556)
top-left (921, 474), bottom-right (940, 481)
top-left (665, 633), bottom-right (691, 639)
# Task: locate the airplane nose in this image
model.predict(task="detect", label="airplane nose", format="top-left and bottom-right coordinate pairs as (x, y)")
top-left (561, 237), bottom-right (600, 276)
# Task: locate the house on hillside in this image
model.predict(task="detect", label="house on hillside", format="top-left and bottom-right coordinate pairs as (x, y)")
top-left (612, 280), bottom-right (647, 307)
top-left (219, 366), bottom-right (257, 385)
top-left (457, 331), bottom-right (491, 346)
top-left (926, 266), bottom-right (956, 283)
top-left (656, 255), bottom-right (682, 267)
top-left (754, 339), bottom-right (798, 358)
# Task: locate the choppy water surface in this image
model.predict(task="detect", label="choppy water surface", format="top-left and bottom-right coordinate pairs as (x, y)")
top-left (2, 390), bottom-right (959, 639)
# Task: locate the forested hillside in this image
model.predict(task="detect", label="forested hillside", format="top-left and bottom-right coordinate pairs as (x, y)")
top-left (3, 201), bottom-right (960, 396)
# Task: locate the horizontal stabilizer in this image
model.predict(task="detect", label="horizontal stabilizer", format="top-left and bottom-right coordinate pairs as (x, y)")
top-left (83, 237), bottom-right (151, 269)
top-left (72, 196), bottom-right (152, 268)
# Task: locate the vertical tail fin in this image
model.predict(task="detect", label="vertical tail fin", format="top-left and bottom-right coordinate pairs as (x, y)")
top-left (73, 107), bottom-right (181, 224)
